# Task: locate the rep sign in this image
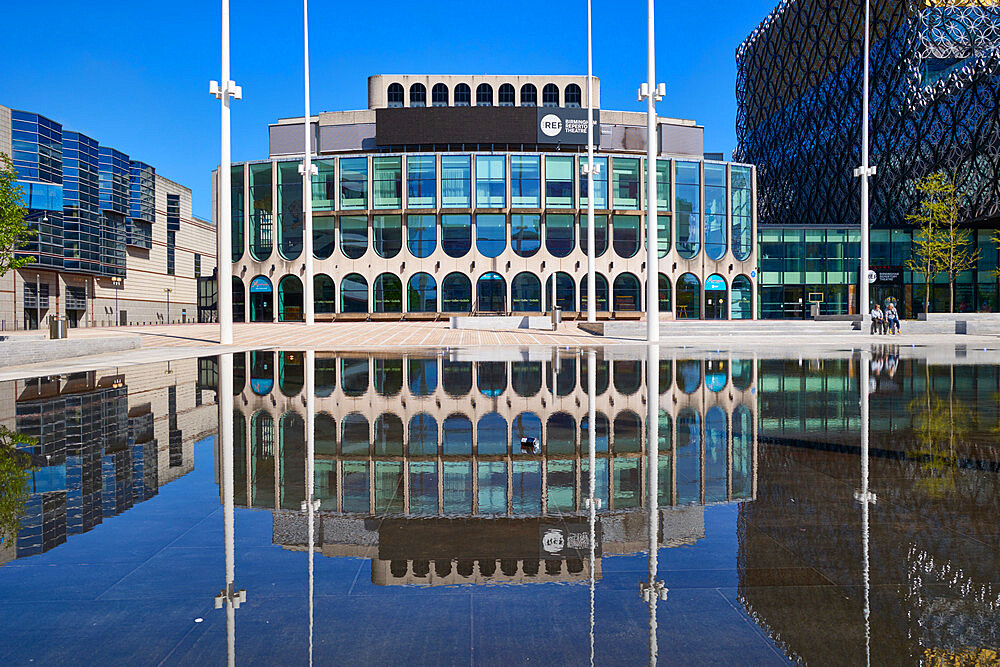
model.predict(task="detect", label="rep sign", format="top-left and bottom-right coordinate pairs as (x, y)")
top-left (537, 108), bottom-right (600, 145)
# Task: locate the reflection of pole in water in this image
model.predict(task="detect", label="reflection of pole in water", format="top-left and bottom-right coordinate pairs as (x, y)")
top-left (587, 349), bottom-right (597, 667)
top-left (854, 351), bottom-right (876, 667)
top-left (304, 351), bottom-right (318, 667)
top-left (640, 344), bottom-right (667, 666)
top-left (214, 353), bottom-right (246, 667)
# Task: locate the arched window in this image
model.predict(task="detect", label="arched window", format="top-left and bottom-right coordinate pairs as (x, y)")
top-left (510, 214), bottom-right (541, 257)
top-left (431, 83), bottom-right (449, 107)
top-left (249, 275), bottom-right (273, 322)
top-left (705, 164), bottom-right (727, 260)
top-left (477, 272), bottom-right (506, 312)
top-left (579, 273), bottom-right (609, 312)
top-left (340, 273), bottom-right (368, 313)
top-left (732, 274), bottom-right (753, 320)
top-left (476, 83), bottom-right (493, 106)
top-left (476, 214), bottom-right (506, 257)
top-left (277, 275), bottom-right (303, 322)
top-left (374, 273), bottom-right (402, 312)
top-left (658, 273), bottom-right (672, 313)
top-left (564, 83), bottom-right (582, 107)
top-left (279, 353), bottom-right (304, 396)
top-left (409, 82), bottom-right (426, 107)
top-left (612, 215), bottom-right (640, 258)
top-left (542, 84), bottom-right (559, 107)
top-left (373, 215), bottom-right (402, 258)
top-left (613, 273), bottom-right (641, 311)
top-left (498, 83), bottom-right (515, 106)
top-left (442, 214), bottom-right (472, 258)
top-left (407, 273), bottom-right (437, 312)
top-left (520, 83), bottom-right (537, 107)
top-left (731, 166), bottom-right (753, 261)
top-left (277, 163), bottom-right (303, 261)
top-left (314, 274), bottom-right (336, 315)
top-left (511, 272), bottom-right (542, 312)
top-left (406, 214), bottom-right (436, 258)
top-left (249, 163), bottom-right (272, 261)
top-left (454, 83), bottom-right (471, 106)
top-left (313, 216), bottom-right (335, 259)
top-left (545, 214), bottom-right (574, 257)
top-left (677, 273), bottom-right (700, 319)
top-left (233, 276), bottom-right (246, 323)
top-left (387, 83), bottom-right (404, 108)
top-left (340, 215), bottom-right (367, 259)
top-left (442, 272), bottom-right (472, 312)
top-left (545, 272), bottom-right (576, 311)
top-left (675, 161), bottom-right (701, 259)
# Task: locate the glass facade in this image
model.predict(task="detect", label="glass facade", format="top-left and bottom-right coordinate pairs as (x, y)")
top-left (510, 156), bottom-right (540, 207)
top-left (476, 156), bottom-right (506, 208)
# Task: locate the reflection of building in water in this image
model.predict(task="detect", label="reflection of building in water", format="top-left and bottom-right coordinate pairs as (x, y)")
top-left (218, 350), bottom-right (758, 585)
top-left (0, 359), bottom-right (218, 564)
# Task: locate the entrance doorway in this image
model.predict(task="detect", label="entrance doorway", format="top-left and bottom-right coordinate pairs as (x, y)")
top-left (477, 272), bottom-right (506, 312)
top-left (783, 286), bottom-right (806, 319)
top-left (249, 275), bottom-right (273, 322)
top-left (872, 286), bottom-right (903, 318)
top-left (705, 274), bottom-right (727, 320)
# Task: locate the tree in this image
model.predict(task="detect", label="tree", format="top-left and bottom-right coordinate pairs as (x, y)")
top-left (0, 152), bottom-right (34, 277)
top-left (0, 426), bottom-right (36, 545)
top-left (904, 174), bottom-right (948, 314)
top-left (935, 176), bottom-right (979, 312)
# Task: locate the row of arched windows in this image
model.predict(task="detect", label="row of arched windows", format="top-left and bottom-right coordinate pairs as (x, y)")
top-left (236, 351), bottom-right (754, 398)
top-left (234, 272), bottom-right (754, 320)
top-left (387, 82), bottom-right (582, 108)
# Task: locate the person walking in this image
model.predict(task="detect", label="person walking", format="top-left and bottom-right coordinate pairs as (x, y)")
top-left (870, 303), bottom-right (884, 335)
top-left (886, 303), bottom-right (900, 335)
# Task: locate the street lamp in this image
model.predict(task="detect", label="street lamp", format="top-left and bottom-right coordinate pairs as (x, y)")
top-left (584, 0), bottom-right (598, 323)
top-left (111, 276), bottom-right (123, 326)
top-left (638, 0), bottom-right (665, 342)
top-left (854, 0), bottom-right (876, 326)
top-left (164, 288), bottom-right (172, 324)
top-left (300, 0), bottom-right (316, 326)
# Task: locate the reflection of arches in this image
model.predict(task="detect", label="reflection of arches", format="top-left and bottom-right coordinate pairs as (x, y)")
top-left (676, 407), bottom-right (701, 504)
top-left (249, 275), bottom-right (273, 322)
top-left (705, 406), bottom-right (728, 502)
top-left (731, 359), bottom-right (753, 391)
top-left (250, 351), bottom-right (274, 395)
top-left (511, 361), bottom-right (543, 397)
top-left (581, 356), bottom-right (609, 395)
top-left (278, 411), bottom-right (306, 508)
top-left (546, 358), bottom-right (577, 395)
top-left (341, 358), bottom-right (369, 396)
top-left (546, 413), bottom-right (576, 454)
top-left (442, 272), bottom-right (472, 312)
top-left (510, 412), bottom-right (542, 450)
top-left (341, 413), bottom-right (370, 455)
top-left (477, 272), bottom-right (506, 312)
top-left (732, 405), bottom-right (754, 499)
top-left (477, 413), bottom-right (508, 455)
top-left (374, 359), bottom-right (403, 396)
top-left (407, 358), bottom-right (437, 395)
top-left (442, 414), bottom-right (473, 454)
top-left (341, 273), bottom-right (369, 313)
top-left (613, 273), bottom-right (641, 311)
top-left (512, 272), bottom-right (542, 312)
top-left (279, 352), bottom-right (304, 396)
top-left (676, 360), bottom-right (701, 394)
top-left (408, 413), bottom-right (438, 455)
top-left (442, 360), bottom-right (472, 396)
top-left (315, 356), bottom-right (337, 396)
top-left (374, 273), bottom-right (403, 313)
top-left (705, 360), bottom-right (729, 392)
top-left (580, 412), bottom-right (609, 452)
top-left (613, 410), bottom-right (642, 452)
top-left (315, 413), bottom-right (336, 457)
top-left (277, 274), bottom-right (303, 322)
top-left (407, 273), bottom-right (437, 312)
top-left (374, 413), bottom-right (404, 455)
top-left (613, 360), bottom-right (642, 395)
top-left (477, 361), bottom-right (507, 397)
top-left (677, 273), bottom-right (701, 319)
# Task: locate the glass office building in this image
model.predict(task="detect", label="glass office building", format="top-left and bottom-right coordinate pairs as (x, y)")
top-left (737, 1), bottom-right (1000, 317)
top-left (224, 75), bottom-right (758, 322)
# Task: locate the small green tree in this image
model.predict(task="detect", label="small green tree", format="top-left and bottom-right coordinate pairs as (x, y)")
top-left (1, 152), bottom-right (35, 277)
top-left (935, 176), bottom-right (979, 312)
top-left (905, 174), bottom-right (948, 314)
top-left (0, 426), bottom-right (36, 545)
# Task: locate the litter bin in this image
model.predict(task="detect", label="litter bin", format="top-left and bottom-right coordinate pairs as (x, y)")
top-left (49, 316), bottom-right (67, 340)
top-left (809, 302), bottom-right (820, 319)
top-left (551, 307), bottom-right (563, 327)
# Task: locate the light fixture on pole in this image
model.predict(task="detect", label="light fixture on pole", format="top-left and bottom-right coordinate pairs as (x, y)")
top-left (210, 0), bottom-right (242, 346)
top-left (584, 0), bottom-right (598, 323)
top-left (854, 0), bottom-right (876, 327)
top-left (164, 288), bottom-right (172, 324)
top-left (300, 0), bottom-right (316, 326)
top-left (637, 0), bottom-right (665, 343)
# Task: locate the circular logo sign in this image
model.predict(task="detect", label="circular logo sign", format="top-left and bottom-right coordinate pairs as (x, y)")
top-left (540, 114), bottom-right (563, 137)
top-left (750, 270), bottom-right (757, 278)
top-left (541, 529), bottom-right (565, 554)
top-left (867, 269), bottom-right (877, 284)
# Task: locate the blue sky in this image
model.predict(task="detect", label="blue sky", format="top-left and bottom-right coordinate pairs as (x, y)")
top-left (0, 0), bottom-right (777, 219)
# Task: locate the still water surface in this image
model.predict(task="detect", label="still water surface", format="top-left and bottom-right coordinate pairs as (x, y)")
top-left (1, 345), bottom-right (997, 664)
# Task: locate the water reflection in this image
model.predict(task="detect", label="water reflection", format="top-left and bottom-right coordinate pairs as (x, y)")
top-left (0, 361), bottom-right (216, 563)
top-left (218, 348), bottom-right (758, 586)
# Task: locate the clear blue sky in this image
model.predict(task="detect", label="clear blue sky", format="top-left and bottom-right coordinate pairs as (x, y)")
top-left (0, 0), bottom-right (776, 219)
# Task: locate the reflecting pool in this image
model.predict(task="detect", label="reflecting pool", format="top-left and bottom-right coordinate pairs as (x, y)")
top-left (0, 345), bottom-right (997, 664)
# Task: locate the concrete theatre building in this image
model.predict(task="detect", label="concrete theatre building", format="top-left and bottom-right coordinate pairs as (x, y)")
top-left (1, 104), bottom-right (216, 330)
top-left (218, 75), bottom-right (758, 322)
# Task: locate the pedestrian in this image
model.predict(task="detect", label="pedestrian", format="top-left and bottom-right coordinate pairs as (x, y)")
top-left (870, 303), bottom-right (884, 335)
top-left (886, 303), bottom-right (900, 335)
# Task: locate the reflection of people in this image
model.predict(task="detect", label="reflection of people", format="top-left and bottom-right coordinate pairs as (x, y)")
top-left (870, 304), bottom-right (884, 335)
top-left (886, 303), bottom-right (900, 335)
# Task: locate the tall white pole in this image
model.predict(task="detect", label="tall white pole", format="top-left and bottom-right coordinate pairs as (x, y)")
top-left (644, 343), bottom-right (663, 664)
top-left (215, 353), bottom-right (244, 666)
top-left (304, 350), bottom-right (316, 666)
top-left (587, 349), bottom-right (597, 667)
top-left (857, 0), bottom-right (875, 326)
top-left (586, 0), bottom-right (596, 323)
top-left (856, 351), bottom-right (875, 667)
top-left (302, 0), bottom-right (315, 326)
top-left (645, 0), bottom-right (659, 342)
top-left (216, 0), bottom-right (235, 345)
